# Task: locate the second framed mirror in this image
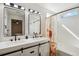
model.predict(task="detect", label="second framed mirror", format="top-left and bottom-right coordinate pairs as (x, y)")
top-left (28, 13), bottom-right (41, 36)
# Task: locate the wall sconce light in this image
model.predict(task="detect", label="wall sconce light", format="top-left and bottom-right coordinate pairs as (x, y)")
top-left (39, 13), bottom-right (41, 14)
top-left (4, 3), bottom-right (25, 10)
top-left (21, 7), bottom-right (25, 10)
top-left (29, 9), bottom-right (33, 13)
top-left (14, 4), bottom-right (18, 8)
top-left (28, 9), bottom-right (41, 14)
top-left (34, 11), bottom-right (38, 14)
top-left (10, 3), bottom-right (14, 7)
top-left (33, 10), bottom-right (35, 13)
top-left (18, 6), bottom-right (21, 9)
top-left (37, 12), bottom-right (39, 14)
top-left (4, 3), bottom-right (10, 6)
top-left (37, 12), bottom-right (41, 14)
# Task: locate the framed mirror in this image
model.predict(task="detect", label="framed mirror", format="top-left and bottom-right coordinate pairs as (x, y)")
top-left (28, 13), bottom-right (41, 35)
top-left (3, 7), bottom-right (25, 36)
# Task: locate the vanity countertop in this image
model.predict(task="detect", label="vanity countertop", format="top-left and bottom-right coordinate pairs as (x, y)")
top-left (0, 37), bottom-right (48, 51)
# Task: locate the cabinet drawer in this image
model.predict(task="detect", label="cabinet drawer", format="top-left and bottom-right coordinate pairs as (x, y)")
top-left (0, 45), bottom-right (22, 55)
top-left (5, 51), bottom-right (21, 56)
top-left (22, 46), bottom-right (38, 56)
top-left (39, 43), bottom-right (50, 56)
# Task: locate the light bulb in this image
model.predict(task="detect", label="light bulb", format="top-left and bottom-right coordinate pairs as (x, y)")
top-left (39, 13), bottom-right (41, 14)
top-left (21, 7), bottom-right (24, 10)
top-left (14, 5), bottom-right (18, 8)
top-left (30, 9), bottom-right (33, 12)
top-left (34, 11), bottom-right (38, 14)
top-left (5, 3), bottom-right (10, 6)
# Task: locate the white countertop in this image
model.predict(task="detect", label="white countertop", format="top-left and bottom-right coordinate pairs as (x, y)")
top-left (0, 37), bottom-right (49, 50)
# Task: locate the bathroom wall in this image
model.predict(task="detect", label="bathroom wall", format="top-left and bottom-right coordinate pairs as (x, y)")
top-left (0, 4), bottom-right (4, 38)
top-left (54, 8), bottom-right (79, 56)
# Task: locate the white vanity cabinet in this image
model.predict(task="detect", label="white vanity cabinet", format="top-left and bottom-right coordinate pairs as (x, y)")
top-left (21, 46), bottom-right (39, 56)
top-left (5, 43), bottom-right (50, 56)
top-left (6, 46), bottom-right (39, 56)
top-left (4, 46), bottom-right (39, 56)
top-left (3, 42), bottom-right (50, 56)
top-left (39, 42), bottom-right (50, 56)
top-left (0, 38), bottom-right (49, 56)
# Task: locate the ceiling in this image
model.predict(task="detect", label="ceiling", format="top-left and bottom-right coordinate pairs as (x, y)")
top-left (16, 3), bottom-right (79, 14)
top-left (36, 3), bottom-right (79, 13)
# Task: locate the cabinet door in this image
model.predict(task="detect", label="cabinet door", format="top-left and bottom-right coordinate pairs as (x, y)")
top-left (39, 43), bottom-right (50, 56)
top-left (21, 46), bottom-right (39, 56)
top-left (5, 51), bottom-right (21, 56)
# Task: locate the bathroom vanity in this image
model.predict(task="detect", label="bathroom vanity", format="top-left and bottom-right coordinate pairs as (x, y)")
top-left (0, 37), bottom-right (50, 56)
top-left (0, 4), bottom-right (49, 56)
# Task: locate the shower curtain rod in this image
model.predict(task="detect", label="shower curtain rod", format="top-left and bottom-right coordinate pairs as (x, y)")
top-left (51, 6), bottom-right (79, 17)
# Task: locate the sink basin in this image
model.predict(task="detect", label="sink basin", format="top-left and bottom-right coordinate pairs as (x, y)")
top-left (0, 37), bottom-right (49, 50)
top-left (8, 39), bottom-right (37, 47)
top-left (0, 42), bottom-right (10, 49)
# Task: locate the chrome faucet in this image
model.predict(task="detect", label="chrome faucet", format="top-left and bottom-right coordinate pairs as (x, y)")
top-left (33, 32), bottom-right (38, 38)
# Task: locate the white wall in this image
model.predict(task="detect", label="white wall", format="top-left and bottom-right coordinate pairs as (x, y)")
top-left (0, 4), bottom-right (4, 40)
top-left (54, 8), bottom-right (79, 55)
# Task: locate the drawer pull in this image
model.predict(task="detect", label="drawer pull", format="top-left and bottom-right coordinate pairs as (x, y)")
top-left (30, 51), bottom-right (34, 54)
top-left (39, 53), bottom-right (41, 56)
top-left (21, 48), bottom-right (23, 53)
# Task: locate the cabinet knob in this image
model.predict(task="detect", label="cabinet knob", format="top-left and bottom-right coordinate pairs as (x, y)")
top-left (21, 48), bottom-right (23, 53)
top-left (39, 53), bottom-right (41, 56)
top-left (30, 51), bottom-right (34, 54)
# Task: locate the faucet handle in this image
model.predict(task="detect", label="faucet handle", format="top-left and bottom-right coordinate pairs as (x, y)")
top-left (25, 36), bottom-right (28, 39)
top-left (10, 39), bottom-right (13, 41)
top-left (18, 38), bottom-right (20, 40)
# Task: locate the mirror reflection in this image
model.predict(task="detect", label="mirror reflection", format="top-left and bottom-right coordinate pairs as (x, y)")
top-left (4, 7), bottom-right (25, 36)
top-left (28, 13), bottom-right (41, 36)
